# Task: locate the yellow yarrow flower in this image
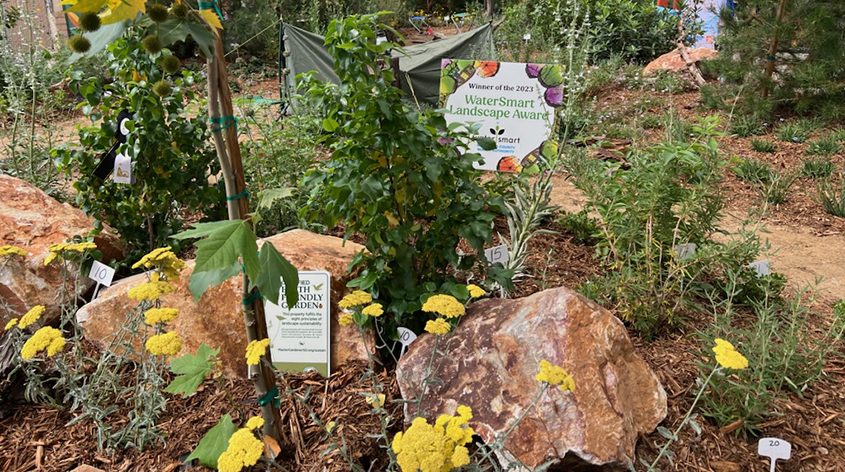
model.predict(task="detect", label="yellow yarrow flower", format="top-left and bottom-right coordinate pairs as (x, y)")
top-left (18, 305), bottom-right (45, 329)
top-left (0, 245), bottom-right (27, 258)
top-left (366, 393), bottom-right (386, 409)
top-left (245, 338), bottom-right (270, 366)
top-left (338, 313), bottom-right (354, 326)
top-left (325, 420), bottom-right (337, 433)
top-left (362, 303), bottom-right (384, 317)
top-left (245, 415), bottom-right (264, 431)
top-left (535, 360), bottom-right (575, 392)
top-left (422, 294), bottom-right (465, 318)
top-left (128, 280), bottom-right (175, 302)
top-left (131, 246), bottom-right (186, 280)
top-left (4, 318), bottom-right (18, 331)
top-left (424, 318), bottom-right (451, 335)
top-left (21, 326), bottom-right (66, 360)
top-left (145, 332), bottom-right (182, 356)
top-left (391, 405), bottom-right (475, 472)
top-left (338, 290), bottom-right (372, 309)
top-left (43, 241), bottom-right (97, 266)
top-left (712, 338), bottom-right (749, 370)
top-left (466, 284), bottom-right (486, 298)
top-left (217, 427), bottom-right (264, 472)
top-left (143, 307), bottom-right (179, 326)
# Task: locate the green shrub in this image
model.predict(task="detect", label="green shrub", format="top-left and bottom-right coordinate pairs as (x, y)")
top-left (776, 119), bottom-right (815, 143)
top-left (300, 15), bottom-right (502, 329)
top-left (640, 114), bottom-right (662, 130)
top-left (730, 115), bottom-right (764, 137)
top-left (819, 177), bottom-right (845, 217)
top-left (801, 157), bottom-right (835, 178)
top-left (55, 32), bottom-right (223, 260)
top-left (558, 210), bottom-right (599, 245)
top-left (732, 157), bottom-right (774, 185)
top-left (750, 139), bottom-right (776, 153)
top-left (806, 135), bottom-right (842, 156)
top-left (762, 170), bottom-right (798, 205)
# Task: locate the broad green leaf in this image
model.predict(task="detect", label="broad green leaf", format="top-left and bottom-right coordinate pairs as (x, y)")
top-left (173, 220), bottom-right (243, 241)
top-left (257, 187), bottom-right (294, 210)
top-left (157, 18), bottom-right (214, 59)
top-left (173, 219), bottom-right (260, 281)
top-left (99, 0), bottom-right (145, 24)
top-left (164, 344), bottom-right (220, 397)
top-left (476, 137), bottom-right (497, 151)
top-left (186, 414), bottom-right (236, 468)
top-left (68, 21), bottom-right (127, 63)
top-left (253, 244), bottom-right (298, 307)
top-left (322, 118), bottom-right (339, 132)
top-left (188, 261), bottom-right (241, 300)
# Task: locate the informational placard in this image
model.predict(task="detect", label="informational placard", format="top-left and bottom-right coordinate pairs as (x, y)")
top-left (440, 59), bottom-right (562, 172)
top-left (264, 271), bottom-right (331, 376)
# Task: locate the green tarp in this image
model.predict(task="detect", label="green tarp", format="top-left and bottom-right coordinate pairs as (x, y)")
top-left (282, 23), bottom-right (495, 105)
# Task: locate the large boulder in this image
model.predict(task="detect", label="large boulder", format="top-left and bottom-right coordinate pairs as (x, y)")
top-left (0, 175), bottom-right (123, 326)
top-left (642, 47), bottom-right (718, 76)
top-left (76, 229), bottom-right (373, 377)
top-left (396, 287), bottom-right (666, 470)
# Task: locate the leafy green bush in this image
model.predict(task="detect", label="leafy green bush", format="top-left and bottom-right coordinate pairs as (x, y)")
top-left (806, 135), bottom-right (842, 156)
top-left (750, 139), bottom-right (776, 153)
top-left (55, 31), bottom-right (223, 260)
top-left (776, 119), bottom-right (815, 143)
top-left (801, 157), bottom-right (835, 178)
top-left (761, 170), bottom-right (798, 205)
top-left (299, 14), bottom-right (502, 329)
top-left (558, 210), bottom-right (599, 245)
top-left (730, 115), bottom-right (764, 137)
top-left (732, 157), bottom-right (773, 185)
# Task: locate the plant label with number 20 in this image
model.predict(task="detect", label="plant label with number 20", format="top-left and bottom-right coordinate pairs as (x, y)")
top-left (758, 437), bottom-right (791, 472)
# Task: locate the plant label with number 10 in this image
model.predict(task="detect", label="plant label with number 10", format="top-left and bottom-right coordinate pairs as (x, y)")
top-left (396, 327), bottom-right (417, 357)
top-left (88, 260), bottom-right (116, 287)
top-left (758, 437), bottom-right (791, 472)
top-left (485, 244), bottom-right (509, 265)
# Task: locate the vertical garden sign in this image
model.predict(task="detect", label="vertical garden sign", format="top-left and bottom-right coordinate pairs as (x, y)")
top-left (440, 59), bottom-right (563, 172)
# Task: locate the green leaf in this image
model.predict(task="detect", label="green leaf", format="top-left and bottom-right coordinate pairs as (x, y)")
top-left (477, 137), bottom-right (497, 151)
top-left (157, 18), bottom-right (215, 58)
top-left (164, 344), bottom-right (220, 397)
top-left (188, 262), bottom-right (241, 300)
top-left (68, 21), bottom-right (127, 63)
top-left (257, 187), bottom-right (294, 210)
top-left (186, 414), bottom-right (236, 468)
top-left (174, 220), bottom-right (260, 282)
top-left (322, 118), bottom-right (339, 132)
top-left (253, 243), bottom-right (299, 307)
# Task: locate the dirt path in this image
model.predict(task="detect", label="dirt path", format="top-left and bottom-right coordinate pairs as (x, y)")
top-left (549, 174), bottom-right (845, 303)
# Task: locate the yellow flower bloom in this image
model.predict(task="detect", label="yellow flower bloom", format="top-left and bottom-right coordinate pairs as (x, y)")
top-left (535, 360), bottom-right (575, 392)
top-left (325, 420), bottom-right (337, 433)
top-left (466, 284), bottom-right (486, 298)
top-left (362, 303), bottom-right (384, 317)
top-left (339, 313), bottom-right (354, 326)
top-left (712, 338), bottom-right (749, 370)
top-left (128, 280), bottom-right (175, 302)
top-left (366, 393), bottom-right (386, 409)
top-left (18, 305), bottom-right (45, 329)
top-left (0, 245), bottom-right (27, 258)
top-left (424, 318), bottom-right (451, 335)
top-left (4, 318), bottom-right (18, 331)
top-left (131, 246), bottom-right (186, 280)
top-left (143, 307), bottom-right (179, 326)
top-left (245, 415), bottom-right (264, 431)
top-left (217, 427), bottom-right (264, 472)
top-left (338, 290), bottom-right (373, 309)
top-left (145, 332), bottom-right (183, 356)
top-left (43, 241), bottom-right (97, 266)
top-left (245, 338), bottom-right (270, 366)
top-left (391, 405), bottom-right (475, 472)
top-left (422, 294), bottom-right (465, 318)
top-left (21, 326), bottom-right (66, 360)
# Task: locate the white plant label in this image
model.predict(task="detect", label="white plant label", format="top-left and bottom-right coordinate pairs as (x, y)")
top-left (674, 243), bottom-right (697, 261)
top-left (119, 117), bottom-right (131, 137)
top-left (758, 437), bottom-right (791, 472)
top-left (485, 244), bottom-right (509, 265)
top-left (88, 260), bottom-right (115, 287)
top-left (265, 271), bottom-right (331, 377)
top-left (113, 153), bottom-right (132, 184)
top-left (749, 260), bottom-right (770, 276)
top-left (396, 327), bottom-right (417, 357)
top-left (522, 33), bottom-right (531, 41)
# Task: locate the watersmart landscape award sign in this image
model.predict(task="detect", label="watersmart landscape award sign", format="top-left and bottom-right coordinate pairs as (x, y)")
top-left (265, 270), bottom-right (331, 376)
top-left (440, 59), bottom-right (563, 172)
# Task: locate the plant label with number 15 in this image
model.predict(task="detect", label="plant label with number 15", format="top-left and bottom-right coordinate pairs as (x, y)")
top-left (758, 437), bottom-right (791, 472)
top-left (485, 244), bottom-right (509, 265)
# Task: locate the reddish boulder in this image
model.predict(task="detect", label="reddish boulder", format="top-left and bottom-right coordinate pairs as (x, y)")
top-left (396, 287), bottom-right (666, 469)
top-left (643, 47), bottom-right (718, 76)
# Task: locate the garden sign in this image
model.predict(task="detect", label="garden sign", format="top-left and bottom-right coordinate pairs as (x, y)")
top-left (264, 270), bottom-right (331, 376)
top-left (440, 59), bottom-right (563, 172)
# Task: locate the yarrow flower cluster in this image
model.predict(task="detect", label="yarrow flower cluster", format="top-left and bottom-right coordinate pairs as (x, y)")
top-left (128, 279), bottom-right (176, 302)
top-left (21, 326), bottom-right (66, 360)
top-left (466, 284), bottom-right (486, 298)
top-left (0, 245), bottom-right (27, 258)
top-left (712, 338), bottom-right (749, 370)
top-left (217, 421), bottom-right (265, 472)
top-left (391, 405), bottom-right (475, 472)
top-left (143, 307), bottom-right (179, 326)
top-left (245, 338), bottom-right (270, 366)
top-left (17, 305), bottom-right (45, 329)
top-left (424, 318), bottom-right (451, 335)
top-left (422, 294), bottom-right (465, 318)
top-left (245, 415), bottom-right (264, 431)
top-left (535, 359), bottom-right (575, 392)
top-left (4, 318), bottom-right (18, 331)
top-left (338, 313), bottom-right (354, 326)
top-left (362, 303), bottom-right (384, 317)
top-left (131, 246), bottom-right (186, 280)
top-left (43, 241), bottom-right (97, 266)
top-left (145, 331), bottom-right (183, 356)
top-left (338, 290), bottom-right (373, 309)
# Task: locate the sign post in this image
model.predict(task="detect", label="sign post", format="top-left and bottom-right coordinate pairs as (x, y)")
top-left (265, 271), bottom-right (331, 376)
top-left (87, 260), bottom-right (115, 300)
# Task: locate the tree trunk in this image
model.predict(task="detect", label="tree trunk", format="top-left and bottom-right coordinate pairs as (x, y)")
top-left (763, 0), bottom-right (789, 99)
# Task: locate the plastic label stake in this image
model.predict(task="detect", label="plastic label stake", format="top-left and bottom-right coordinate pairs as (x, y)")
top-left (758, 437), bottom-right (791, 472)
top-left (88, 260), bottom-right (116, 300)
